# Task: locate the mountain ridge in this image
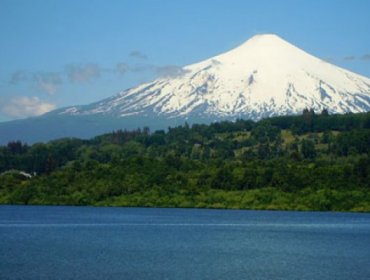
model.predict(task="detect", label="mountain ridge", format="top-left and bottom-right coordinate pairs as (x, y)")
top-left (1, 34), bottom-right (370, 144)
top-left (54, 34), bottom-right (370, 121)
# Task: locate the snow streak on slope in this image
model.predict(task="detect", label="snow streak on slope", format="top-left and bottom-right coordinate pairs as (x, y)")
top-left (58, 34), bottom-right (370, 121)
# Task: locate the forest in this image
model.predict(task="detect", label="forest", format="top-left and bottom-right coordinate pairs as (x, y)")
top-left (1, 109), bottom-right (369, 211)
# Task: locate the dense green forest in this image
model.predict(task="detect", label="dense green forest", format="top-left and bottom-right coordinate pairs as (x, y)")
top-left (1, 109), bottom-right (370, 211)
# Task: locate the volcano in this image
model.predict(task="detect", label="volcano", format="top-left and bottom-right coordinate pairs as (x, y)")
top-left (1, 34), bottom-right (370, 144)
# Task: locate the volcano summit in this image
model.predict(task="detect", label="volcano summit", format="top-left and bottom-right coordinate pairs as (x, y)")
top-left (1, 34), bottom-right (370, 143)
top-left (57, 34), bottom-right (370, 119)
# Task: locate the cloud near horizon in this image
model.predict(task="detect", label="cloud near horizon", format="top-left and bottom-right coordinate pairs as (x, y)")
top-left (343, 54), bottom-right (370, 61)
top-left (1, 96), bottom-right (56, 118)
top-left (360, 54), bottom-right (370, 61)
top-left (114, 62), bottom-right (156, 75)
top-left (343, 56), bottom-right (356, 61)
top-left (66, 63), bottom-right (101, 83)
top-left (114, 62), bottom-right (189, 79)
top-left (116, 63), bottom-right (129, 75)
top-left (156, 65), bottom-right (190, 78)
top-left (129, 50), bottom-right (148, 60)
top-left (9, 70), bottom-right (28, 84)
top-left (6, 60), bottom-right (189, 99)
top-left (33, 72), bottom-right (62, 95)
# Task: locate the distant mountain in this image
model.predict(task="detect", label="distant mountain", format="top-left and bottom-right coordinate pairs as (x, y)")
top-left (1, 34), bottom-right (370, 144)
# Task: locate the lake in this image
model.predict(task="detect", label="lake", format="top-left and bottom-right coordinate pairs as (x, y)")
top-left (0, 206), bottom-right (369, 279)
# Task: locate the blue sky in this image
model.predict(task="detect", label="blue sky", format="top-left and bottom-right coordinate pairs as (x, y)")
top-left (1, 0), bottom-right (370, 121)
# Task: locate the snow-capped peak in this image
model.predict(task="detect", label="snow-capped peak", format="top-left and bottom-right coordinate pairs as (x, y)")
top-left (58, 34), bottom-right (370, 121)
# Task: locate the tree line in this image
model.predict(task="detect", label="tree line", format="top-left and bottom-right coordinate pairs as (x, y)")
top-left (0, 110), bottom-right (369, 211)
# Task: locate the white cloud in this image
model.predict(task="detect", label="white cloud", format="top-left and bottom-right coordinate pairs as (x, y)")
top-left (2, 96), bottom-right (56, 118)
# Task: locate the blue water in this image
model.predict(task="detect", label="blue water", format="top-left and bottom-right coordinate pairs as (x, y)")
top-left (0, 206), bottom-right (370, 280)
